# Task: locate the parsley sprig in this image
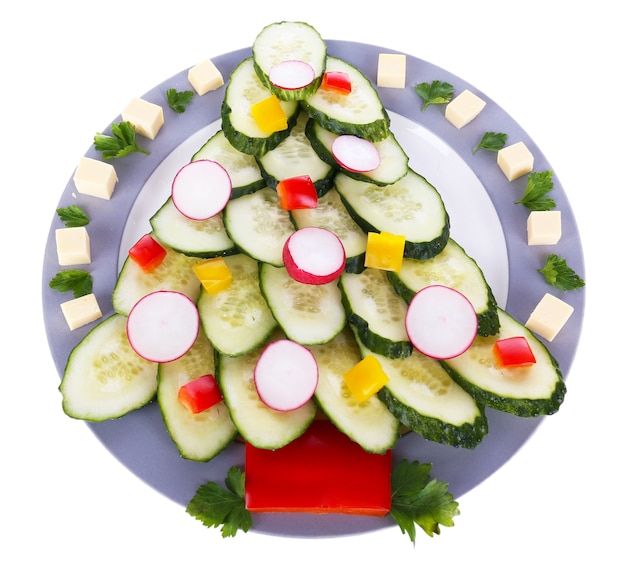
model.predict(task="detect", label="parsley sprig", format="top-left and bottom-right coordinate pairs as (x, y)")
top-left (390, 459), bottom-right (459, 543)
top-left (473, 131), bottom-right (508, 154)
top-left (166, 88), bottom-right (194, 113)
top-left (414, 80), bottom-right (454, 112)
top-left (515, 170), bottom-right (556, 210)
top-left (186, 466), bottom-right (252, 538)
top-left (49, 270), bottom-right (93, 298)
top-left (56, 205), bottom-right (89, 227)
top-left (539, 254), bottom-right (585, 291)
top-left (94, 121), bottom-right (150, 160)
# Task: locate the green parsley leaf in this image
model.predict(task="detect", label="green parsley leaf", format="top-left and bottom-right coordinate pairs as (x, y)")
top-left (414, 80), bottom-right (454, 112)
top-left (539, 254), bottom-right (585, 291)
top-left (186, 466), bottom-right (252, 538)
top-left (473, 131), bottom-right (508, 154)
top-left (166, 88), bottom-right (194, 113)
top-left (94, 121), bottom-right (150, 160)
top-left (515, 170), bottom-right (556, 210)
top-left (390, 459), bottom-right (459, 544)
top-left (56, 205), bottom-right (89, 227)
top-left (49, 270), bottom-right (93, 298)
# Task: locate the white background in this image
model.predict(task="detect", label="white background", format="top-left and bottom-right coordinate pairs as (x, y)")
top-left (2, 1), bottom-right (622, 561)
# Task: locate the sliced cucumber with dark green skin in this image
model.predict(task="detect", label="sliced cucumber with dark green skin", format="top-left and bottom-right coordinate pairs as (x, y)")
top-left (339, 268), bottom-right (412, 359)
top-left (335, 169), bottom-right (450, 260)
top-left (197, 253), bottom-right (277, 357)
top-left (256, 111), bottom-right (336, 196)
top-left (441, 308), bottom-right (566, 417)
top-left (290, 188), bottom-right (367, 274)
top-left (259, 262), bottom-right (346, 346)
top-left (353, 331), bottom-right (488, 449)
top-left (223, 186), bottom-right (295, 266)
top-left (112, 239), bottom-right (204, 316)
top-left (157, 330), bottom-right (237, 462)
top-left (387, 239), bottom-right (500, 336)
top-left (60, 314), bottom-right (158, 422)
top-left (305, 118), bottom-right (409, 186)
top-left (221, 57), bottom-right (300, 156)
top-left (191, 129), bottom-right (265, 198)
top-left (252, 21), bottom-right (327, 101)
top-left (309, 328), bottom-right (400, 454)
top-left (301, 56), bottom-right (391, 142)
top-left (149, 197), bottom-right (238, 258)
top-left (216, 329), bottom-right (316, 449)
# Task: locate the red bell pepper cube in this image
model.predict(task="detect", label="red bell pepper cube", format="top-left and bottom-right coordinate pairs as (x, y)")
top-left (128, 234), bottom-right (167, 273)
top-left (321, 71), bottom-right (352, 95)
top-left (276, 175), bottom-right (318, 210)
top-left (178, 374), bottom-right (223, 414)
top-left (493, 336), bottom-right (537, 368)
top-left (245, 419), bottom-right (392, 516)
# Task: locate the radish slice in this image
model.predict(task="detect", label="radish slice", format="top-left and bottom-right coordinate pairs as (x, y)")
top-left (331, 135), bottom-right (381, 173)
top-left (405, 285), bottom-right (477, 360)
top-left (283, 227), bottom-right (346, 285)
top-left (254, 339), bottom-right (319, 411)
top-left (126, 290), bottom-right (199, 363)
top-left (269, 60), bottom-right (315, 90)
top-left (171, 159), bottom-right (232, 221)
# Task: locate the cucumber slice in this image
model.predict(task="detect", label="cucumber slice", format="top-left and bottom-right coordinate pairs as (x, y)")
top-left (302, 56), bottom-right (391, 142)
top-left (306, 118), bottom-right (409, 186)
top-left (257, 112), bottom-right (336, 196)
top-left (354, 331), bottom-right (488, 449)
top-left (252, 21), bottom-right (327, 101)
top-left (339, 268), bottom-right (412, 359)
top-left (442, 308), bottom-right (566, 417)
top-left (259, 262), bottom-right (346, 346)
top-left (221, 57), bottom-right (300, 156)
top-left (197, 253), bottom-right (277, 357)
top-left (191, 129), bottom-right (265, 198)
top-left (149, 197), bottom-right (237, 258)
top-left (309, 328), bottom-right (400, 453)
top-left (335, 169), bottom-right (450, 260)
top-left (291, 187), bottom-right (367, 274)
top-left (157, 330), bottom-right (237, 461)
top-left (112, 240), bottom-right (203, 316)
top-left (388, 239), bottom-right (500, 336)
top-left (223, 186), bottom-right (295, 266)
top-left (216, 330), bottom-right (316, 449)
top-left (60, 314), bottom-right (158, 421)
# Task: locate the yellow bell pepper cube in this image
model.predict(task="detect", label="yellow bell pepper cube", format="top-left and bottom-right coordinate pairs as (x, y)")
top-left (250, 95), bottom-right (288, 133)
top-left (193, 257), bottom-right (232, 295)
top-left (364, 231), bottom-right (405, 272)
top-left (342, 355), bottom-right (389, 403)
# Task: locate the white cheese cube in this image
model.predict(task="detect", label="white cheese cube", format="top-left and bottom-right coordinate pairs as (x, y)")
top-left (121, 97), bottom-right (164, 140)
top-left (377, 54), bottom-right (406, 88)
top-left (497, 141), bottom-right (534, 181)
top-left (73, 156), bottom-right (118, 200)
top-left (60, 293), bottom-right (102, 331)
top-left (188, 59), bottom-right (224, 95)
top-left (525, 293), bottom-right (574, 342)
top-left (445, 89), bottom-right (486, 129)
top-left (56, 226), bottom-right (91, 266)
top-left (527, 210), bottom-right (562, 245)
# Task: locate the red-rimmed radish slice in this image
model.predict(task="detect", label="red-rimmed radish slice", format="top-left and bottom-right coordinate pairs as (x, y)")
top-left (126, 290), bottom-right (199, 363)
top-left (269, 60), bottom-right (315, 90)
top-left (283, 227), bottom-right (346, 285)
top-left (405, 285), bottom-right (477, 360)
top-left (171, 159), bottom-right (232, 221)
top-left (331, 135), bottom-right (381, 173)
top-left (254, 339), bottom-right (319, 412)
